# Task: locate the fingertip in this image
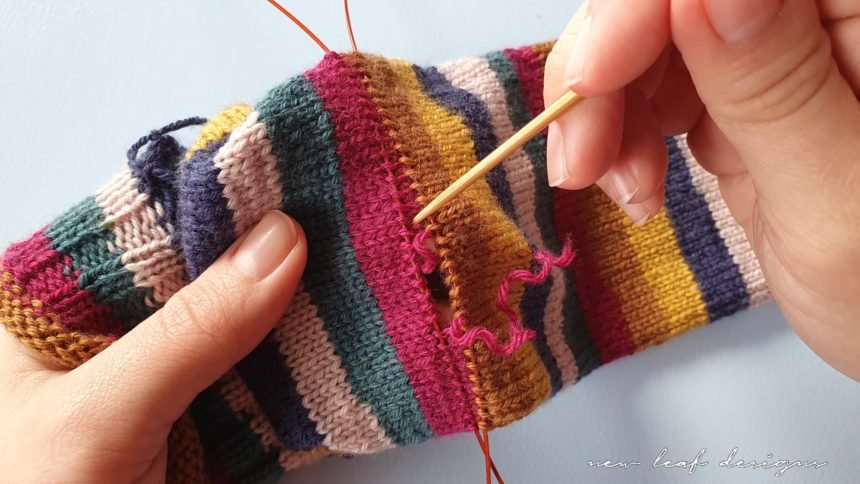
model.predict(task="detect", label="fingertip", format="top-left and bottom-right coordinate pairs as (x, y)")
top-left (563, 0), bottom-right (671, 96)
top-left (545, 3), bottom-right (591, 104)
top-left (228, 211), bottom-right (308, 318)
top-left (231, 211), bottom-right (301, 281)
top-left (611, 90), bottom-right (669, 205)
top-left (549, 91), bottom-right (624, 190)
top-left (616, 188), bottom-right (666, 226)
top-left (547, 122), bottom-right (570, 188)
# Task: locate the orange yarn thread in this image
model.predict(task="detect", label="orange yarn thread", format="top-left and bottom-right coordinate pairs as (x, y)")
top-left (475, 429), bottom-right (505, 484)
top-left (266, 0), bottom-right (331, 53)
top-left (266, 0), bottom-right (358, 52)
top-left (343, 0), bottom-right (358, 51)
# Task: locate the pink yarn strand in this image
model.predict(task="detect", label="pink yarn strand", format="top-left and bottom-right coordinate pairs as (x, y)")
top-left (445, 240), bottom-right (576, 356)
top-left (412, 229), bottom-right (439, 275)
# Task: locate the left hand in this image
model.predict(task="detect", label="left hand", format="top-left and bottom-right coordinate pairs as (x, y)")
top-left (0, 211), bottom-right (307, 483)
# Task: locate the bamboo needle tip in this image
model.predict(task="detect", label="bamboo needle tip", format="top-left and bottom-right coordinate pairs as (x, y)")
top-left (412, 91), bottom-right (583, 225)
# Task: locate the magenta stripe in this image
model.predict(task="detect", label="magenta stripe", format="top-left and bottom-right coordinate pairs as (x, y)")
top-left (306, 53), bottom-right (473, 436)
top-left (2, 230), bottom-right (122, 336)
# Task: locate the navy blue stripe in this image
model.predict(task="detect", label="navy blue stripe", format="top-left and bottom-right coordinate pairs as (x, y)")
top-left (177, 141), bottom-right (236, 280)
top-left (189, 381), bottom-right (283, 483)
top-left (663, 137), bottom-right (749, 319)
top-left (413, 65), bottom-right (518, 220)
top-left (236, 337), bottom-right (325, 451)
top-left (521, 280), bottom-right (563, 393)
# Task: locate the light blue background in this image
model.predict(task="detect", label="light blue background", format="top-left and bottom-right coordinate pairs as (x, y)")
top-left (1, 2), bottom-right (858, 483)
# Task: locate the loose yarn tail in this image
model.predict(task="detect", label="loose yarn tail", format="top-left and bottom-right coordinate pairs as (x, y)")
top-left (412, 229), bottom-right (439, 275)
top-left (445, 239), bottom-right (575, 356)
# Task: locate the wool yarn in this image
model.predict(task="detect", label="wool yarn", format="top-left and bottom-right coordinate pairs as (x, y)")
top-left (0, 43), bottom-right (769, 483)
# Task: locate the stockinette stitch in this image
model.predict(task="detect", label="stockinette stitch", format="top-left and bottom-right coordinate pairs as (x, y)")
top-left (0, 43), bottom-right (770, 483)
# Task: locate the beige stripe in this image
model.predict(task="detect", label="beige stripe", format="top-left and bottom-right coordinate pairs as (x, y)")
top-left (220, 369), bottom-right (289, 454)
top-left (437, 57), bottom-right (578, 387)
top-left (678, 135), bottom-right (770, 306)
top-left (213, 111), bottom-right (284, 235)
top-left (271, 289), bottom-right (394, 454)
top-left (219, 369), bottom-right (332, 471)
top-left (94, 167), bottom-right (186, 305)
top-left (211, 112), bottom-right (392, 453)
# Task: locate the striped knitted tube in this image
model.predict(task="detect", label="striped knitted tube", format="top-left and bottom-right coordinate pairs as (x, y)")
top-left (0, 44), bottom-right (769, 483)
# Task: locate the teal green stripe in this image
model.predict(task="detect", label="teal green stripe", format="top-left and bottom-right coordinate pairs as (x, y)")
top-left (189, 381), bottom-right (283, 483)
top-left (45, 196), bottom-right (154, 329)
top-left (256, 73), bottom-right (431, 445)
top-left (485, 51), bottom-right (598, 378)
top-left (486, 52), bottom-right (557, 250)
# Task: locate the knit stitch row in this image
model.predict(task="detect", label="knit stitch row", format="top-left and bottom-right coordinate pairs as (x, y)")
top-left (0, 44), bottom-right (768, 483)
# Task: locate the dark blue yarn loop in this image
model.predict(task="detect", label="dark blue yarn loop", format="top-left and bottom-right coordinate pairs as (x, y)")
top-left (125, 117), bottom-right (207, 228)
top-left (126, 116), bottom-right (208, 162)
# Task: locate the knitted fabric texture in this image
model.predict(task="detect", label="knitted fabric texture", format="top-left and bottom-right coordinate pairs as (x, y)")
top-left (0, 43), bottom-right (769, 483)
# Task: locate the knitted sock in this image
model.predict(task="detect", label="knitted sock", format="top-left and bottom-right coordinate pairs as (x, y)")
top-left (0, 44), bottom-right (769, 483)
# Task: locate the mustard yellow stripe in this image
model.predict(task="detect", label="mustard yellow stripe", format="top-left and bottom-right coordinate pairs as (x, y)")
top-left (186, 103), bottom-right (252, 158)
top-left (530, 41), bottom-right (554, 61)
top-left (625, 208), bottom-right (710, 342)
top-left (387, 59), bottom-right (550, 428)
top-left (574, 188), bottom-right (665, 350)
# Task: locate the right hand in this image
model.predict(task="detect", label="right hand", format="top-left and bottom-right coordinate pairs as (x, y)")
top-left (543, 0), bottom-right (860, 379)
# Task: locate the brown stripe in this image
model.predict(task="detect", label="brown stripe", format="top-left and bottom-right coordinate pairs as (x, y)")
top-left (530, 41), bottom-right (555, 61)
top-left (167, 411), bottom-right (207, 484)
top-left (364, 54), bottom-right (551, 429)
top-left (0, 271), bottom-right (112, 368)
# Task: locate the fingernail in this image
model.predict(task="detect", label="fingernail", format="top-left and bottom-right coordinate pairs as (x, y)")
top-left (547, 122), bottom-right (570, 187)
top-left (563, 14), bottom-right (593, 88)
top-left (234, 211), bottom-right (297, 280)
top-left (705, 0), bottom-right (783, 45)
top-left (604, 165), bottom-right (641, 205)
top-left (620, 203), bottom-right (658, 226)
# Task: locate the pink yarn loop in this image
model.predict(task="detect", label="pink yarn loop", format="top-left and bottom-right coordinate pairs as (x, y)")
top-left (444, 240), bottom-right (576, 356)
top-left (412, 229), bottom-right (438, 275)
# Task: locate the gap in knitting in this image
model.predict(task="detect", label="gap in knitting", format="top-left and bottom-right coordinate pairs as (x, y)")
top-left (413, 229), bottom-right (576, 356)
top-left (443, 239), bottom-right (576, 356)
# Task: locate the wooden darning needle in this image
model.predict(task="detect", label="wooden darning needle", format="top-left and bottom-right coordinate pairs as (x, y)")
top-left (413, 90), bottom-right (584, 224)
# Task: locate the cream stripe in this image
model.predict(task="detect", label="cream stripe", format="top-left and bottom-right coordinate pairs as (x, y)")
top-left (677, 136), bottom-right (770, 306)
top-left (94, 167), bottom-right (186, 305)
top-left (213, 111), bottom-right (284, 235)
top-left (211, 118), bottom-right (393, 454)
top-left (219, 369), bottom-right (290, 460)
top-left (437, 57), bottom-right (578, 387)
top-left (219, 369), bottom-right (334, 471)
top-left (272, 289), bottom-right (394, 454)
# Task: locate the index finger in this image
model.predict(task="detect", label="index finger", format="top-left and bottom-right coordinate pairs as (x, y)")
top-left (544, 0), bottom-right (671, 102)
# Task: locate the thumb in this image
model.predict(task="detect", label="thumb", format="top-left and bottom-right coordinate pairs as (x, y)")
top-left (674, 0), bottom-right (860, 215)
top-left (69, 210), bottom-right (307, 426)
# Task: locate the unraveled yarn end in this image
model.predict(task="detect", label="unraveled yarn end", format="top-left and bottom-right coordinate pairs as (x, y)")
top-left (444, 239), bottom-right (576, 356)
